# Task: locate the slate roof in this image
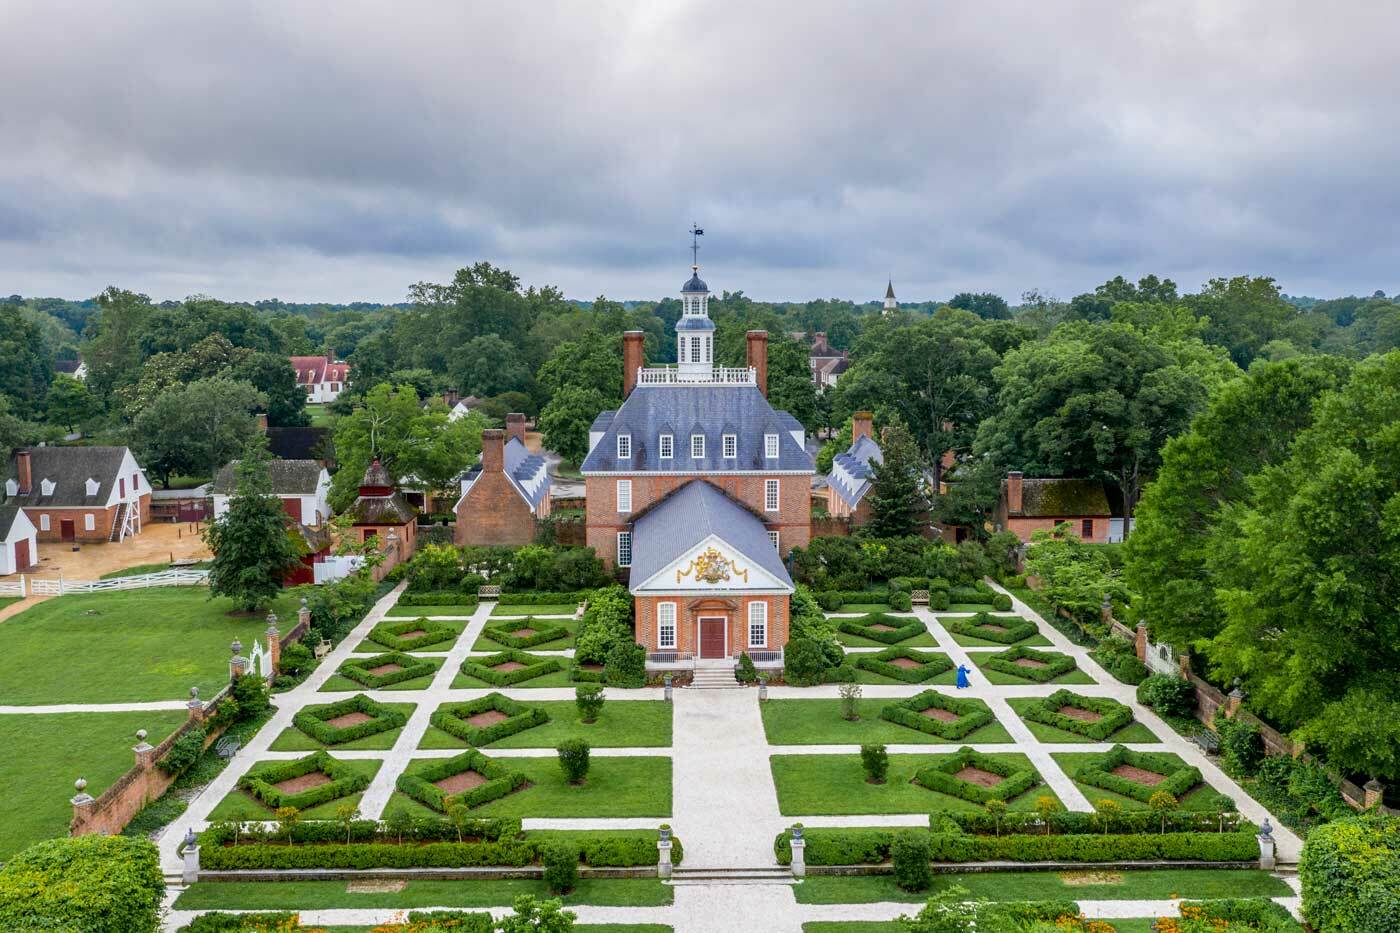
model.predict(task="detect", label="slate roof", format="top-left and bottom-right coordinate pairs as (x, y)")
top-left (1008, 477), bottom-right (1111, 517)
top-left (460, 437), bottom-right (549, 510)
top-left (580, 386), bottom-right (814, 474)
top-left (828, 434), bottom-right (883, 508)
top-left (676, 315), bottom-right (716, 331)
top-left (629, 479), bottom-right (792, 591)
top-left (590, 410), bottom-right (617, 432)
top-left (266, 426), bottom-right (330, 462)
top-left (3, 447), bottom-right (133, 508)
top-left (683, 271), bottom-right (708, 292)
top-left (211, 459), bottom-right (324, 496)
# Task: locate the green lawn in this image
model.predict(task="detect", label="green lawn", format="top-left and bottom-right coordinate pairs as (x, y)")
top-left (319, 657), bottom-right (445, 692)
top-left (268, 703), bottom-right (417, 751)
top-left (0, 710), bottom-right (188, 858)
top-left (450, 669), bottom-right (655, 691)
top-left (770, 752), bottom-right (1058, 815)
top-left (1051, 752), bottom-right (1231, 811)
top-left (420, 699), bottom-right (672, 749)
top-left (473, 619), bottom-right (577, 651)
top-left (761, 699), bottom-right (1012, 746)
top-left (386, 755), bottom-right (672, 819)
top-left (837, 628), bottom-right (937, 648)
top-left (98, 561), bottom-right (208, 579)
top-left (207, 759), bottom-right (382, 821)
top-left (0, 597), bottom-right (18, 613)
top-left (350, 619), bottom-right (467, 652)
top-left (835, 604), bottom-right (898, 614)
top-left (1005, 698), bottom-right (1159, 744)
top-left (385, 604), bottom-right (479, 618)
top-left (970, 653), bottom-right (1096, 685)
top-left (791, 868), bottom-right (1292, 904)
top-left (305, 404), bottom-right (335, 428)
top-left (0, 588), bottom-right (302, 704)
top-left (937, 621), bottom-right (1053, 648)
top-left (853, 664), bottom-right (958, 686)
top-left (174, 878), bottom-right (672, 909)
top-left (491, 603), bottom-right (581, 617)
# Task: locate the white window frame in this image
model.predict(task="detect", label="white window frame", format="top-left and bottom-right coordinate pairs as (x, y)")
top-left (723, 434), bottom-right (737, 459)
top-left (765, 433), bottom-right (780, 459)
top-left (40, 514), bottom-right (50, 531)
top-left (617, 479), bottom-right (632, 513)
top-left (616, 531), bottom-right (632, 567)
top-left (764, 478), bottom-right (780, 512)
top-left (84, 513), bottom-right (95, 532)
top-left (748, 601), bottom-right (768, 648)
top-left (690, 339), bottom-right (702, 363)
top-left (657, 602), bottom-right (677, 649)
top-left (768, 530), bottom-right (780, 550)
top-left (691, 434), bottom-right (705, 459)
top-left (659, 434), bottom-right (673, 459)
top-left (616, 434), bottom-right (632, 459)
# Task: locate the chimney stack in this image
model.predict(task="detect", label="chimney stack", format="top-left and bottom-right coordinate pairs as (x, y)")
top-left (482, 429), bottom-right (505, 473)
top-left (851, 412), bottom-right (873, 444)
top-left (622, 331), bottom-right (645, 397)
top-left (256, 413), bottom-right (269, 434)
top-left (505, 413), bottom-right (527, 445)
top-left (443, 389), bottom-right (460, 407)
top-left (746, 331), bottom-right (769, 397)
top-left (1007, 471), bottom-right (1024, 514)
top-left (326, 348), bottom-right (335, 363)
top-left (15, 449), bottom-right (32, 495)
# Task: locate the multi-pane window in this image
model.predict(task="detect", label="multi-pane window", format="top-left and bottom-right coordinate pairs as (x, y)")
top-left (84, 513), bottom-right (95, 531)
top-left (723, 434), bottom-right (737, 458)
top-left (764, 479), bottom-right (780, 512)
top-left (1081, 519), bottom-right (1093, 539)
top-left (768, 530), bottom-right (780, 550)
top-left (617, 479), bottom-right (632, 513)
top-left (691, 434), bottom-right (705, 459)
top-left (690, 339), bottom-right (702, 363)
top-left (657, 602), bottom-right (677, 649)
top-left (616, 531), bottom-right (632, 567)
top-left (765, 433), bottom-right (779, 458)
top-left (39, 514), bottom-right (50, 531)
top-left (617, 434), bottom-right (632, 458)
top-left (748, 601), bottom-right (768, 648)
top-left (659, 434), bottom-right (673, 459)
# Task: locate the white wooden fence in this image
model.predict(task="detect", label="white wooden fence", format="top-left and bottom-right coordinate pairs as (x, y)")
top-left (12, 568), bottom-right (210, 597)
top-left (312, 555), bottom-right (363, 584)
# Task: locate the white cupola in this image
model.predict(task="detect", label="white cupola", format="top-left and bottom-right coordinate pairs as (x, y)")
top-left (675, 265), bottom-right (715, 380)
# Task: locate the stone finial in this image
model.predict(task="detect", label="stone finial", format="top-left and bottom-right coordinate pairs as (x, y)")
top-left (136, 729), bottom-right (147, 742)
top-left (266, 611), bottom-right (279, 635)
top-left (71, 777), bottom-right (93, 806)
top-left (184, 827), bottom-right (199, 850)
top-left (301, 596), bottom-right (308, 608)
top-left (189, 686), bottom-right (200, 699)
top-left (74, 778), bottom-right (86, 793)
top-left (1258, 818), bottom-right (1273, 841)
top-left (231, 638), bottom-right (243, 657)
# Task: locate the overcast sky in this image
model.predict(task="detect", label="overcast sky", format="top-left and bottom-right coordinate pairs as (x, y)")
top-left (2, 0), bottom-right (1397, 305)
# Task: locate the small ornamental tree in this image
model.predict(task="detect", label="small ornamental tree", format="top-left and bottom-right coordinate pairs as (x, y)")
top-left (274, 806), bottom-right (300, 846)
top-left (863, 419), bottom-right (930, 539)
top-left (334, 801), bottom-right (360, 845)
top-left (1035, 795), bottom-right (1061, 834)
top-left (861, 743), bottom-right (889, 784)
top-left (497, 894), bottom-right (577, 933)
top-left (204, 442), bottom-right (303, 611)
top-left (385, 808), bottom-right (414, 845)
top-left (1149, 790), bottom-right (1178, 833)
top-left (891, 831), bottom-right (933, 892)
top-left (575, 685), bottom-right (605, 724)
top-left (558, 739), bottom-right (591, 785)
top-left (984, 799), bottom-right (1008, 837)
top-left (1095, 799), bottom-right (1122, 835)
top-left (839, 682), bottom-right (863, 721)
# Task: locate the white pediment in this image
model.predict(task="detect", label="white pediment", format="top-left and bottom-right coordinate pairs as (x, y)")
top-left (631, 532), bottom-right (792, 595)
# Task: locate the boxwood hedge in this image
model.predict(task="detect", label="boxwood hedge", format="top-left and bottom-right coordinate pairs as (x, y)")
top-left (293, 694), bottom-right (408, 745)
top-left (879, 690), bottom-right (996, 740)
top-left (396, 749), bottom-right (528, 812)
top-left (1019, 689), bottom-right (1135, 740)
top-left (983, 646), bottom-right (1078, 683)
top-left (461, 649), bottom-right (562, 686)
top-left (398, 591), bottom-right (478, 608)
top-left (1074, 745), bottom-right (1203, 803)
top-left (941, 612), bottom-right (1038, 644)
top-left (237, 750), bottom-right (370, 810)
top-left (856, 647), bottom-right (955, 684)
top-left (481, 619), bottom-right (570, 649)
top-left (337, 651), bottom-right (437, 688)
top-left (367, 618), bottom-right (458, 651)
top-left (430, 693), bottom-right (549, 746)
top-left (0, 835), bottom-right (165, 933)
top-left (498, 592), bottom-right (589, 607)
top-left (1300, 812), bottom-right (1400, 933)
top-left (838, 613), bottom-right (926, 645)
top-left (912, 746), bottom-right (1041, 804)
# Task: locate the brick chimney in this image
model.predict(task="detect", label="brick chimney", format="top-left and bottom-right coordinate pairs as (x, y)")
top-left (506, 413), bottom-right (526, 445)
top-left (482, 429), bottom-right (505, 473)
top-left (1007, 471), bottom-right (1024, 514)
top-left (443, 389), bottom-right (460, 407)
top-left (851, 412), bottom-right (873, 444)
top-left (746, 331), bottom-right (769, 396)
top-left (15, 449), bottom-right (32, 495)
top-left (256, 413), bottom-right (268, 434)
top-left (622, 331), bottom-right (645, 397)
top-left (325, 348), bottom-right (335, 363)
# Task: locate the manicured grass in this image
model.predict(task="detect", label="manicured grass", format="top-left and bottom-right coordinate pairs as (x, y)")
top-left (386, 755), bottom-right (672, 819)
top-left (1006, 698), bottom-right (1159, 744)
top-left (421, 699), bottom-right (672, 749)
top-left (350, 619), bottom-right (467, 652)
top-left (761, 699), bottom-right (1012, 746)
top-left (174, 878), bottom-right (672, 909)
top-left (492, 603), bottom-right (580, 617)
top-left (99, 561), bottom-right (212, 579)
top-left (385, 604), bottom-right (478, 618)
top-left (938, 622), bottom-right (1053, 648)
top-left (0, 588), bottom-right (302, 704)
top-left (946, 603), bottom-right (1000, 613)
top-left (0, 710), bottom-right (188, 859)
top-left (770, 752), bottom-right (1058, 815)
top-left (970, 653), bottom-right (1096, 685)
top-left (835, 603), bottom-right (897, 614)
top-left (451, 669), bottom-right (654, 691)
top-left (852, 663), bottom-right (958, 686)
top-left (207, 758), bottom-right (382, 821)
top-left (319, 657), bottom-right (445, 692)
top-left (0, 597), bottom-right (18, 613)
top-left (268, 702), bottom-right (417, 751)
top-left (305, 404), bottom-right (335, 427)
top-left (1051, 752), bottom-right (1230, 811)
top-left (791, 868), bottom-right (1292, 904)
top-left (472, 619), bottom-right (577, 651)
top-left (836, 628), bottom-right (937, 648)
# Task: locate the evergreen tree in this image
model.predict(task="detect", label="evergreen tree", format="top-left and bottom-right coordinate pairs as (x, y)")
top-left (204, 442), bottom-right (303, 611)
top-left (863, 419), bottom-right (929, 538)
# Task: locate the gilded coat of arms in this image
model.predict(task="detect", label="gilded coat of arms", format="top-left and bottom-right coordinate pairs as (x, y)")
top-left (676, 546), bottom-right (750, 584)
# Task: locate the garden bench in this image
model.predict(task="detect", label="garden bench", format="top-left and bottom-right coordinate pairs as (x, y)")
top-left (911, 589), bottom-right (930, 606)
top-left (478, 585), bottom-right (501, 601)
top-left (1189, 730), bottom-right (1220, 754)
top-left (214, 737), bottom-right (242, 758)
top-left (313, 640), bottom-right (332, 660)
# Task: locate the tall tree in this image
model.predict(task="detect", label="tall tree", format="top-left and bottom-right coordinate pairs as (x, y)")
top-left (0, 305), bottom-right (53, 417)
top-left (862, 420), bottom-right (929, 538)
top-left (204, 443), bottom-right (303, 612)
top-left (948, 292), bottom-right (1012, 320)
top-left (84, 286), bottom-right (154, 402)
top-left (130, 378), bottom-right (266, 486)
top-left (45, 375), bottom-right (98, 432)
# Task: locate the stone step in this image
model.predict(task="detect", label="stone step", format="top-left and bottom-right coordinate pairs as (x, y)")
top-left (669, 866), bottom-right (794, 884)
top-left (670, 877), bottom-right (794, 886)
top-left (674, 866), bottom-right (791, 876)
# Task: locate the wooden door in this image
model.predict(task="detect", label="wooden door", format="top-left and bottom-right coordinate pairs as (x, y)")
top-left (60, 520), bottom-right (76, 542)
top-left (699, 617), bottom-right (727, 659)
top-left (14, 539), bottom-right (29, 569)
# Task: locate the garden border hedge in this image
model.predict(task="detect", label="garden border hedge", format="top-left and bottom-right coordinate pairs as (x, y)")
top-left (880, 690), bottom-right (996, 740)
top-left (396, 749), bottom-right (528, 812)
top-left (838, 613), bottom-right (927, 645)
top-left (293, 694), bottom-right (408, 746)
top-left (912, 746), bottom-right (1041, 804)
top-left (983, 646), bottom-right (1078, 683)
top-left (237, 751), bottom-right (371, 811)
top-left (480, 619), bottom-right (570, 649)
top-left (461, 650), bottom-right (563, 686)
top-left (498, 592), bottom-right (589, 607)
top-left (856, 647), bottom-right (955, 684)
top-left (1020, 689), bottom-right (1135, 740)
top-left (337, 651), bottom-right (438, 688)
top-left (941, 612), bottom-right (1038, 644)
top-left (367, 618), bottom-right (459, 651)
top-left (1074, 744), bottom-right (1203, 803)
top-left (398, 591), bottom-right (479, 608)
top-left (429, 693), bottom-right (549, 746)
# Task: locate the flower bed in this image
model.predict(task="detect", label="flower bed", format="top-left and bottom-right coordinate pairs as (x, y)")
top-left (982, 646), bottom-right (1078, 683)
top-left (395, 749), bottom-right (528, 812)
top-left (879, 690), bottom-right (996, 740)
top-left (1020, 689), bottom-right (1135, 740)
top-left (461, 650), bottom-right (562, 686)
top-left (941, 612), bottom-right (1038, 644)
top-left (1074, 745), bottom-right (1203, 803)
top-left (429, 694), bottom-right (549, 746)
top-left (236, 751), bottom-right (371, 811)
top-left (337, 651), bottom-right (438, 688)
top-left (856, 648), bottom-right (954, 684)
top-left (367, 619), bottom-right (459, 652)
top-left (480, 619), bottom-right (570, 649)
top-left (837, 613), bottom-right (926, 645)
top-left (293, 695), bottom-right (408, 746)
top-left (912, 747), bottom-right (1041, 804)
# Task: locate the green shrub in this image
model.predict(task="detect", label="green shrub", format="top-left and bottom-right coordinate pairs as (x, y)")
top-left (541, 841), bottom-right (579, 895)
top-left (941, 612), bottom-right (1038, 644)
top-left (1073, 745), bottom-right (1203, 804)
top-left (861, 744), bottom-right (889, 784)
top-left (575, 684), bottom-right (605, 723)
top-left (398, 590), bottom-right (479, 607)
top-left (231, 673), bottom-right (272, 718)
top-left (278, 641), bottom-right (315, 676)
top-left (784, 637), bottom-right (833, 686)
top-left (1252, 756), bottom-right (1353, 832)
top-left (158, 725), bottom-right (207, 775)
top-left (1300, 813), bottom-right (1400, 933)
top-left (0, 835), bottom-right (164, 933)
top-left (736, 652), bottom-right (758, 683)
top-left (395, 750), bottom-right (527, 812)
top-left (461, 650), bottom-right (562, 687)
top-left (982, 646), bottom-right (1078, 683)
top-left (888, 590), bottom-right (913, 612)
top-left (603, 640), bottom-right (646, 688)
top-left (431, 694), bottom-right (550, 746)
top-left (498, 591), bottom-right (590, 606)
top-left (179, 912), bottom-right (301, 932)
top-left (337, 651), bottom-right (437, 688)
top-left (238, 751), bottom-right (371, 810)
top-left (837, 613), bottom-right (926, 645)
top-left (913, 747), bottom-right (1041, 804)
top-left (891, 832), bottom-right (932, 891)
top-left (568, 661), bottom-right (606, 684)
top-left (1216, 712), bottom-right (1266, 777)
top-left (574, 585), bottom-right (632, 664)
top-left (293, 694), bottom-right (407, 745)
top-left (856, 647), bottom-right (955, 684)
top-left (991, 593), bottom-right (1013, 611)
top-left (201, 837), bottom-right (536, 871)
top-left (1090, 636), bottom-right (1148, 685)
top-left (1178, 899), bottom-right (1297, 932)
top-left (880, 690), bottom-right (996, 740)
top-left (482, 619), bottom-right (570, 649)
top-left (1137, 674), bottom-right (1198, 719)
top-left (817, 591), bottom-right (845, 611)
top-left (930, 590), bottom-right (950, 610)
top-left (367, 618), bottom-right (458, 651)
top-left (558, 739), bottom-right (591, 784)
top-left (1019, 689), bottom-right (1135, 740)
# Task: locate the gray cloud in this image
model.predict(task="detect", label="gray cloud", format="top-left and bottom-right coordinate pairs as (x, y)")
top-left (1, 0), bottom-right (1398, 303)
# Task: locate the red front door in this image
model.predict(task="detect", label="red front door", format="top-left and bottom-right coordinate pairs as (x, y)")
top-left (699, 617), bottom-right (727, 659)
top-left (60, 520), bottom-right (76, 542)
top-left (14, 539), bottom-right (29, 569)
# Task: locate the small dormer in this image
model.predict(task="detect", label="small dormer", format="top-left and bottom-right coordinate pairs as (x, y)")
top-left (85, 477), bottom-right (100, 497)
top-left (40, 478), bottom-right (56, 497)
top-left (4, 479), bottom-right (15, 496)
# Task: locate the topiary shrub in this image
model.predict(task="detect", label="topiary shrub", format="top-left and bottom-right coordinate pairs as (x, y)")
top-left (1090, 636), bottom-right (1148, 685)
top-left (736, 652), bottom-right (757, 683)
top-left (461, 650), bottom-right (562, 687)
top-left (880, 690), bottom-right (996, 740)
top-left (861, 744), bottom-right (889, 784)
top-left (930, 589), bottom-right (950, 611)
top-left (1300, 813), bottom-right (1400, 933)
top-left (891, 832), bottom-right (932, 891)
top-left (1020, 689), bottom-right (1135, 740)
top-left (603, 640), bottom-right (646, 688)
top-left (238, 751), bottom-right (372, 811)
top-left (431, 694), bottom-right (549, 746)
top-left (784, 637), bottom-right (831, 687)
top-left (575, 685), bottom-right (605, 723)
top-left (887, 590), bottom-right (913, 612)
top-left (992, 593), bottom-right (1013, 611)
top-left (0, 835), bottom-right (164, 933)
top-left (395, 750), bottom-right (527, 813)
top-left (1215, 712), bottom-right (1265, 777)
top-left (278, 641), bottom-right (315, 677)
top-left (817, 591), bottom-right (845, 612)
top-left (558, 739), bottom-right (591, 784)
top-left (541, 841), bottom-right (579, 895)
top-left (1137, 674), bottom-right (1197, 719)
top-left (293, 694), bottom-right (408, 746)
top-left (982, 646), bottom-right (1078, 683)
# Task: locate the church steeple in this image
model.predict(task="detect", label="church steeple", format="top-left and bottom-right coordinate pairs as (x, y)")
top-left (883, 280), bottom-right (897, 314)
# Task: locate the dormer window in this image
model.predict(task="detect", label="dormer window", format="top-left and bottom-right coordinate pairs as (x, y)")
top-left (3, 479), bottom-right (15, 496)
top-left (617, 434), bottom-right (632, 459)
top-left (40, 478), bottom-right (55, 497)
top-left (723, 434), bottom-right (737, 459)
top-left (659, 434), bottom-right (673, 459)
top-left (85, 477), bottom-right (100, 497)
top-left (765, 434), bottom-right (780, 459)
top-left (691, 435), bottom-right (705, 459)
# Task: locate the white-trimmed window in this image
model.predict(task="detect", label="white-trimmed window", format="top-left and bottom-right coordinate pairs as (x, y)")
top-left (765, 433), bottom-right (780, 459)
top-left (84, 513), bottom-right (95, 531)
top-left (659, 434), bottom-right (673, 459)
top-left (39, 514), bottom-right (50, 531)
top-left (657, 602), bottom-right (677, 649)
top-left (616, 434), bottom-right (632, 459)
top-left (748, 601), bottom-right (768, 648)
top-left (679, 337), bottom-right (687, 360)
top-left (616, 479), bottom-right (632, 513)
top-left (690, 339), bottom-right (702, 363)
top-left (768, 530), bottom-right (780, 550)
top-left (616, 531), bottom-right (632, 567)
top-left (691, 434), bottom-right (705, 459)
top-left (723, 434), bottom-right (737, 458)
top-left (764, 479), bottom-right (780, 512)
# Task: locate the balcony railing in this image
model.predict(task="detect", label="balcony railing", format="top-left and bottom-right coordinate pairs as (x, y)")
top-left (635, 366), bottom-right (756, 386)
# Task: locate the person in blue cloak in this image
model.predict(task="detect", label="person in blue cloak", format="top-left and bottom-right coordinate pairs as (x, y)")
top-left (956, 664), bottom-right (972, 689)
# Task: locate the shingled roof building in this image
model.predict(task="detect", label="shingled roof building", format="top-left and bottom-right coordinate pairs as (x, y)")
top-left (825, 411), bottom-right (882, 524)
top-left (3, 446), bottom-right (151, 543)
top-left (210, 459), bottom-right (331, 525)
top-left (454, 413), bottom-right (552, 546)
top-left (993, 471), bottom-right (1111, 544)
top-left (347, 459), bottom-right (417, 569)
top-left (582, 263), bottom-right (812, 669)
top-left (291, 351), bottom-right (350, 403)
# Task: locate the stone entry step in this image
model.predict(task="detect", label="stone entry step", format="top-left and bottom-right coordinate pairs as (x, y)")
top-left (689, 667), bottom-right (741, 689)
top-left (669, 866), bottom-right (793, 885)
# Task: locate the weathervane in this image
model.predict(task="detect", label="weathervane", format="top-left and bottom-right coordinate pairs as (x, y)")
top-left (690, 223), bottom-right (704, 265)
